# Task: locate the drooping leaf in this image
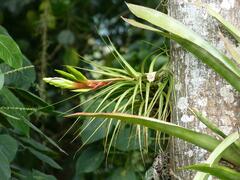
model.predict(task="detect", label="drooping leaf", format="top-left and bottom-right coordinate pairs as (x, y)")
top-left (0, 134), bottom-right (18, 162)
top-left (0, 34), bottom-right (23, 68)
top-left (66, 112), bottom-right (240, 166)
top-left (75, 146), bottom-right (104, 174)
top-left (124, 3), bottom-right (240, 92)
top-left (20, 137), bottom-right (54, 153)
top-left (0, 150), bottom-right (11, 180)
top-left (21, 116), bottom-right (66, 154)
top-left (183, 163), bottom-right (240, 180)
top-left (28, 147), bottom-right (62, 170)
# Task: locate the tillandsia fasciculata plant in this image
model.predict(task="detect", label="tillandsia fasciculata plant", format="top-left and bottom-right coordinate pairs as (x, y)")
top-left (44, 40), bottom-right (174, 158)
top-left (44, 2), bottom-right (240, 179)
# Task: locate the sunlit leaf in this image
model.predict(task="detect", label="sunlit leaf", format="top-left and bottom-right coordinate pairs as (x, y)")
top-left (124, 3), bottom-right (240, 92)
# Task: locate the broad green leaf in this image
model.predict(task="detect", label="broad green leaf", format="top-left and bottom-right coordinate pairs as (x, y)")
top-left (205, 5), bottom-right (240, 43)
top-left (28, 147), bottom-right (62, 170)
top-left (0, 34), bottom-right (22, 68)
top-left (194, 132), bottom-right (240, 179)
top-left (124, 3), bottom-right (240, 92)
top-left (108, 168), bottom-right (137, 180)
top-left (184, 163), bottom-right (240, 180)
top-left (0, 87), bottom-right (29, 135)
top-left (0, 134), bottom-right (18, 162)
top-left (0, 26), bottom-right (9, 36)
top-left (75, 146), bottom-right (104, 174)
top-left (66, 112), bottom-right (240, 166)
top-left (0, 69), bottom-right (4, 90)
top-left (0, 150), bottom-right (11, 180)
top-left (0, 56), bottom-right (35, 90)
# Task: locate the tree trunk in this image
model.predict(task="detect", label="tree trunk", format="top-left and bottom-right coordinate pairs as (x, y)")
top-left (169, 0), bottom-right (240, 179)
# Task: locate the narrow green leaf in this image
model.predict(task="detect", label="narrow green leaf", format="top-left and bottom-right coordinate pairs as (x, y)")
top-left (124, 3), bottom-right (240, 92)
top-left (107, 38), bottom-right (139, 78)
top-left (205, 5), bottom-right (240, 43)
top-left (194, 132), bottom-right (240, 179)
top-left (190, 108), bottom-right (226, 138)
top-left (21, 116), bottom-right (66, 154)
top-left (55, 69), bottom-right (78, 81)
top-left (66, 112), bottom-right (240, 166)
top-left (219, 33), bottom-right (240, 64)
top-left (208, 132), bottom-right (239, 163)
top-left (20, 137), bottom-right (54, 153)
top-left (184, 163), bottom-right (240, 180)
top-left (66, 65), bottom-right (87, 81)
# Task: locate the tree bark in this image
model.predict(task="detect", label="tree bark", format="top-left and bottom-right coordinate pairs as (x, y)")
top-left (169, 0), bottom-right (240, 179)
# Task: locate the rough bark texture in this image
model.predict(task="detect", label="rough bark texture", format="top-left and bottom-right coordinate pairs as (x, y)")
top-left (169, 0), bottom-right (240, 179)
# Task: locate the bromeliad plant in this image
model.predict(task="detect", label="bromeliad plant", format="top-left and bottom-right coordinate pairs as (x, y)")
top-left (44, 41), bottom-right (174, 155)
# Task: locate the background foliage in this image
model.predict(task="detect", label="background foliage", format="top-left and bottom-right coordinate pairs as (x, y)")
top-left (0, 0), bottom-right (168, 179)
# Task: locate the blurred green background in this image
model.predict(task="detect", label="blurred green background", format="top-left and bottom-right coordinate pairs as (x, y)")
top-left (0, 0), bottom-right (168, 179)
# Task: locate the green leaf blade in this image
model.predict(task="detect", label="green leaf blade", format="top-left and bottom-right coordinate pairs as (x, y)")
top-left (66, 112), bottom-right (240, 166)
top-left (0, 34), bottom-right (23, 68)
